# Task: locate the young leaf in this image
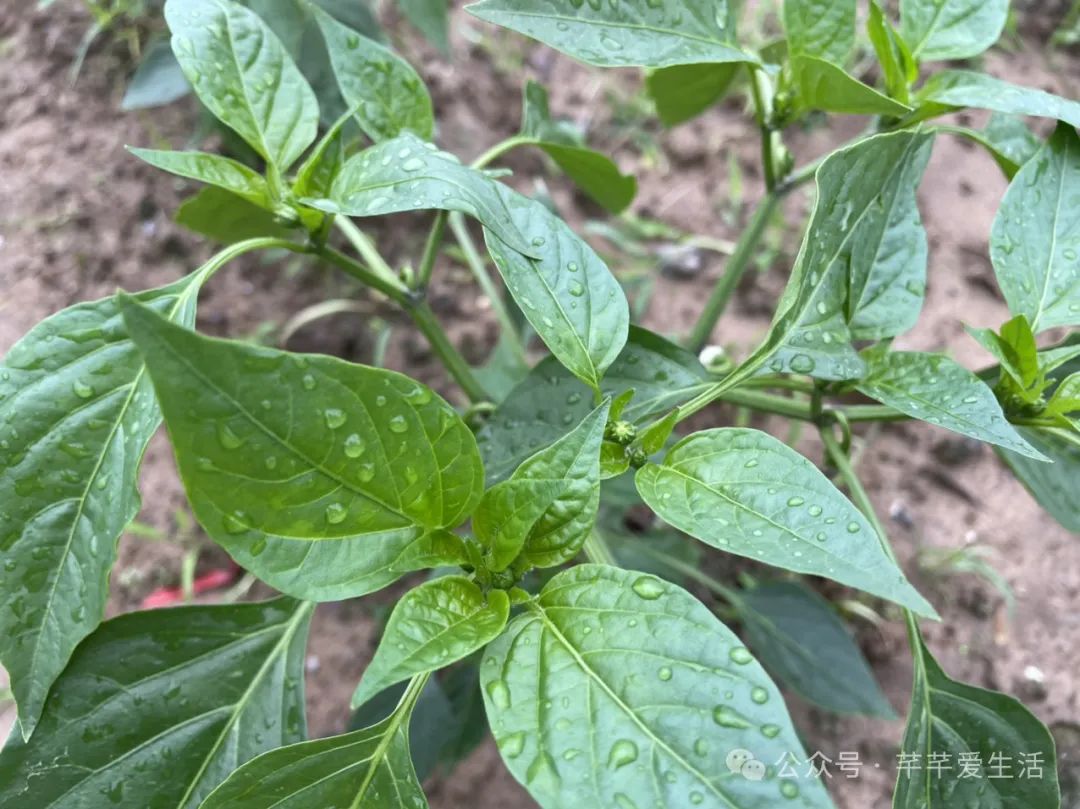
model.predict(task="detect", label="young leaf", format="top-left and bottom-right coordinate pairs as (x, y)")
top-left (0, 274), bottom-right (205, 738)
top-left (176, 186), bottom-right (296, 244)
top-left (783, 0), bottom-right (856, 66)
top-left (201, 691), bottom-right (428, 808)
top-left (855, 349), bottom-right (1047, 459)
top-left (482, 564), bottom-right (834, 808)
top-left (915, 70), bottom-right (1080, 130)
top-left (397, 0), bottom-right (450, 54)
top-left (867, 0), bottom-right (915, 103)
top-left (942, 112), bottom-right (1041, 180)
top-left (387, 528), bottom-right (474, 574)
top-left (314, 6), bottom-right (435, 142)
top-left (165, 0), bottom-right (319, 173)
top-left (0, 598), bottom-right (312, 808)
top-left (120, 298), bottom-right (484, 601)
top-left (128, 148), bottom-right (273, 207)
top-left (900, 0), bottom-right (1008, 61)
top-left (991, 122), bottom-right (1080, 333)
top-left (790, 56), bottom-right (913, 116)
top-left (518, 81), bottom-right (636, 213)
top-left (483, 186), bottom-right (630, 393)
top-left (291, 112), bottom-right (348, 200)
top-left (635, 428), bottom-right (937, 617)
top-left (497, 402), bottom-right (608, 568)
top-left (894, 629), bottom-right (1060, 808)
top-left (120, 35), bottom-right (191, 111)
top-left (753, 130), bottom-right (933, 380)
top-left (466, 0), bottom-right (757, 69)
top-left (473, 479), bottom-right (565, 570)
top-left (738, 581), bottom-right (895, 718)
top-left (352, 577), bottom-right (510, 708)
top-left (477, 327), bottom-right (709, 484)
top-left (999, 428), bottom-right (1080, 532)
top-left (645, 62), bottom-right (740, 127)
top-left (310, 132), bottom-right (540, 257)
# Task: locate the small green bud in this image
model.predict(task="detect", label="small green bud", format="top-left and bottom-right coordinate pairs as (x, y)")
top-left (629, 448), bottom-right (649, 468)
top-left (605, 420), bottom-right (637, 446)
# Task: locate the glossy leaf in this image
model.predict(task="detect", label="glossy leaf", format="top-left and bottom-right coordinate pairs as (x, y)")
top-left (311, 132), bottom-right (540, 257)
top-left (791, 56), bottom-right (913, 117)
top-left (0, 598), bottom-right (312, 808)
top-left (856, 349), bottom-right (1046, 459)
top-left (128, 148), bottom-right (272, 207)
top-left (201, 694), bottom-right (427, 808)
top-left (474, 479), bottom-right (564, 570)
top-left (943, 112), bottom-right (1040, 180)
top-left (991, 122), bottom-right (1080, 333)
top-left (482, 564), bottom-right (833, 808)
top-left (518, 81), bottom-right (636, 212)
top-left (915, 70), bottom-right (1080, 129)
top-left (0, 274), bottom-right (204, 738)
top-left (121, 36), bottom-right (191, 110)
top-left (176, 187), bottom-right (295, 244)
top-left (894, 630), bottom-right (1060, 808)
top-left (314, 6), bottom-right (434, 142)
top-left (165, 0), bottom-right (319, 172)
top-left (784, 0), bottom-right (856, 65)
top-left (121, 298), bottom-right (484, 601)
top-left (466, 0), bottom-right (756, 69)
top-left (635, 428), bottom-right (937, 617)
top-left (397, 0), bottom-right (450, 53)
top-left (353, 577), bottom-right (509, 708)
top-left (386, 528), bottom-right (473, 574)
top-left (999, 428), bottom-right (1080, 532)
top-left (755, 130), bottom-right (933, 380)
top-left (477, 326), bottom-right (708, 484)
top-left (738, 581), bottom-right (895, 718)
top-left (900, 0), bottom-right (1008, 61)
top-left (291, 108), bottom-right (349, 199)
top-left (483, 185), bottom-right (629, 392)
top-left (646, 62), bottom-right (739, 126)
top-left (867, 0), bottom-right (916, 103)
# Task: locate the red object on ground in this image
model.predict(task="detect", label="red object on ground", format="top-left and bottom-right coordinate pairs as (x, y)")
top-left (140, 564), bottom-right (241, 608)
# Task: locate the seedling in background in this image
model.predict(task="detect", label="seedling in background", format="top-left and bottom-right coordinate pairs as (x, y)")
top-left (1, 0), bottom-right (1077, 807)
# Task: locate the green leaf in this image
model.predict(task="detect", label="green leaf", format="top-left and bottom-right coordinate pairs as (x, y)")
top-left (894, 629), bottom-right (1060, 809)
top-left (311, 131), bottom-right (540, 257)
top-left (477, 326), bottom-right (708, 484)
top-left (387, 528), bottom-right (473, 574)
top-left (635, 428), bottom-right (937, 616)
top-left (120, 298), bottom-right (484, 601)
top-left (915, 70), bottom-right (1080, 129)
top-left (999, 428), bottom-right (1080, 532)
top-left (1047, 373), bottom-right (1080, 418)
top-left (314, 6), bottom-right (434, 142)
top-left (483, 186), bottom-right (630, 392)
top-left (784, 0), bottom-right (856, 65)
top-left (991, 122), bottom-right (1080, 333)
top-left (0, 274), bottom-right (205, 738)
top-left (165, 0), bottom-right (319, 172)
top-left (738, 581), bottom-right (895, 718)
top-left (791, 56), bottom-right (913, 116)
top-left (856, 349), bottom-right (1047, 459)
top-left (645, 62), bottom-right (739, 127)
top-left (128, 147), bottom-right (273, 207)
top-left (0, 598), bottom-right (312, 807)
top-left (466, 0), bottom-right (757, 69)
top-left (397, 0), bottom-right (450, 53)
top-left (201, 686), bottom-right (428, 809)
top-left (518, 80), bottom-right (636, 212)
top-left (754, 130), bottom-right (933, 380)
top-left (176, 186), bottom-right (296, 244)
top-left (121, 35), bottom-right (191, 110)
top-left (488, 402), bottom-right (608, 569)
top-left (966, 314), bottom-right (1040, 397)
top-left (867, 0), bottom-right (915, 103)
top-left (353, 577), bottom-right (509, 708)
top-left (941, 112), bottom-right (1041, 180)
top-left (291, 108), bottom-right (349, 199)
top-left (900, 0), bottom-right (1008, 61)
top-left (482, 564), bottom-right (834, 808)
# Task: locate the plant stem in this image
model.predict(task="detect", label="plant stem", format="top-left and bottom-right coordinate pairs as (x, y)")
top-left (333, 216), bottom-right (401, 287)
top-left (820, 427), bottom-right (898, 564)
top-left (313, 245), bottom-right (411, 303)
top-left (718, 388), bottom-right (814, 421)
top-left (471, 135), bottom-right (531, 169)
top-left (843, 403), bottom-right (911, 423)
top-left (583, 531), bottom-right (618, 566)
top-left (416, 211), bottom-right (448, 290)
top-left (448, 212), bottom-right (528, 364)
top-left (748, 66), bottom-right (779, 192)
top-left (406, 299), bottom-right (489, 403)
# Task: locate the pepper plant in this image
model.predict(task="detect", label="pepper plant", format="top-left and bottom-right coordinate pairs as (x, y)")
top-left (1, 0), bottom-right (1078, 806)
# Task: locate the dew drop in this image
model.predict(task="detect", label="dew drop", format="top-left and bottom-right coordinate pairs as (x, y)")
top-left (693, 738), bottom-right (708, 757)
top-left (631, 575), bottom-right (664, 600)
top-left (487, 679), bottom-right (511, 710)
top-left (357, 463), bottom-right (375, 482)
top-left (657, 666), bottom-right (673, 681)
top-left (751, 686), bottom-right (769, 704)
top-left (690, 793), bottom-right (704, 805)
top-left (846, 521), bottom-right (861, 533)
top-left (217, 422), bottom-right (243, 449)
top-left (729, 646), bottom-right (753, 664)
top-left (568, 282), bottom-right (585, 297)
top-left (389, 415), bottom-right (408, 433)
top-left (607, 739), bottom-right (638, 769)
top-left (781, 781), bottom-right (800, 799)
top-left (324, 408), bottom-right (346, 429)
top-left (713, 705), bottom-right (751, 729)
top-left (401, 157), bottom-right (425, 171)
top-left (344, 433), bottom-right (366, 458)
top-left (302, 374), bottom-right (317, 390)
top-left (500, 731), bottom-right (525, 758)
top-left (325, 503), bottom-right (348, 524)
top-left (786, 496), bottom-right (804, 507)
top-left (531, 236), bottom-right (546, 247)
top-left (808, 505), bottom-right (823, 517)
top-left (789, 354), bottom-right (816, 374)
top-left (72, 379), bottom-right (94, 399)
top-left (761, 723), bottom-right (781, 738)
top-left (223, 512), bottom-right (249, 535)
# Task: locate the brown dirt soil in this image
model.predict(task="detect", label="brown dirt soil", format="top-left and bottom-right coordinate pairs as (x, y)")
top-left (2, 3), bottom-right (1079, 808)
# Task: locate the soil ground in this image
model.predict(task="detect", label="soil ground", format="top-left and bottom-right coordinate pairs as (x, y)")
top-left (1, 3), bottom-right (1078, 808)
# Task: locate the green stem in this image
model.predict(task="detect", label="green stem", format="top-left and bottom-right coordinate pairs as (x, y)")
top-left (749, 66), bottom-right (779, 192)
top-left (416, 211), bottom-right (448, 290)
top-left (820, 427), bottom-right (897, 564)
top-left (333, 216), bottom-right (401, 287)
top-left (843, 403), bottom-right (911, 423)
top-left (686, 191), bottom-right (780, 352)
top-left (740, 374), bottom-right (817, 394)
top-left (582, 531), bottom-right (618, 566)
top-left (313, 245), bottom-right (411, 303)
top-left (717, 388), bottom-right (814, 421)
top-left (448, 212), bottom-right (528, 365)
top-left (471, 135), bottom-right (531, 169)
top-left (407, 299), bottom-right (488, 403)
